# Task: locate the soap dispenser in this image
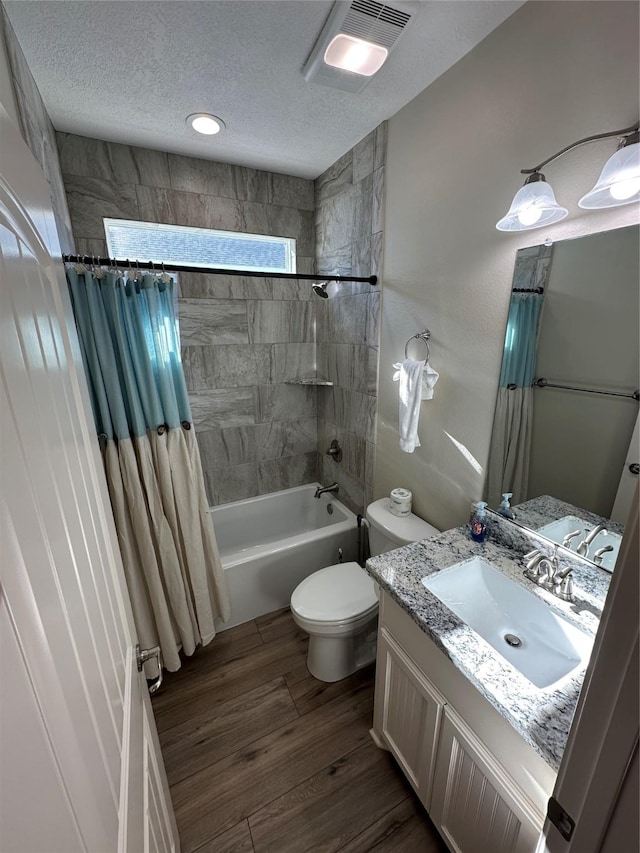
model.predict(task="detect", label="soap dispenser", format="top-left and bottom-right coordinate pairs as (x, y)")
top-left (498, 492), bottom-right (515, 519)
top-left (470, 501), bottom-right (488, 543)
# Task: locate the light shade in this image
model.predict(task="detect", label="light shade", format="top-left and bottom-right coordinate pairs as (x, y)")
top-left (323, 34), bottom-right (388, 77)
top-left (578, 138), bottom-right (640, 208)
top-left (187, 113), bottom-right (225, 135)
top-left (496, 174), bottom-right (569, 232)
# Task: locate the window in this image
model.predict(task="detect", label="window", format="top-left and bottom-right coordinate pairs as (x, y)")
top-left (104, 219), bottom-right (296, 274)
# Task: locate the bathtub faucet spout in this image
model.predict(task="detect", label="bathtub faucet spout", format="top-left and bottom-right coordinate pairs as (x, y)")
top-left (314, 482), bottom-right (339, 499)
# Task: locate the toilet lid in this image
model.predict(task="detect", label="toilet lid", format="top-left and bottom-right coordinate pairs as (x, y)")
top-left (291, 561), bottom-right (378, 623)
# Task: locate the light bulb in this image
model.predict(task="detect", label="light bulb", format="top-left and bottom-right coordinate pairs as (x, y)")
top-left (609, 177), bottom-right (640, 200)
top-left (517, 206), bottom-right (543, 226)
top-left (343, 42), bottom-right (370, 73)
top-left (323, 34), bottom-right (388, 77)
top-left (187, 113), bottom-right (225, 135)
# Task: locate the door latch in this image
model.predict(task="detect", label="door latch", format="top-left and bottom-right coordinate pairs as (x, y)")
top-left (136, 644), bottom-right (163, 694)
top-left (547, 796), bottom-right (575, 841)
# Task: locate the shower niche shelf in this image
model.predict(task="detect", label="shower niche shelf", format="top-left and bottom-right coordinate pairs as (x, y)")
top-left (285, 378), bottom-right (334, 386)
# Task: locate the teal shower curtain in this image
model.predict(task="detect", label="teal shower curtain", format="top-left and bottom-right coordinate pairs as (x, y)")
top-left (486, 291), bottom-right (544, 507)
top-left (67, 268), bottom-right (229, 671)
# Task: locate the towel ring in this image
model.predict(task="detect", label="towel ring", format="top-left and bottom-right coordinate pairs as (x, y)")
top-left (405, 329), bottom-right (431, 361)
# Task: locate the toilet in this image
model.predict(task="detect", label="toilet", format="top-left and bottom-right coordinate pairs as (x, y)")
top-left (290, 497), bottom-right (439, 682)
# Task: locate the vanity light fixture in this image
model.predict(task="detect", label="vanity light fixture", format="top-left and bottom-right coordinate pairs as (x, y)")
top-left (497, 122), bottom-right (640, 232)
top-left (187, 113), bottom-right (225, 135)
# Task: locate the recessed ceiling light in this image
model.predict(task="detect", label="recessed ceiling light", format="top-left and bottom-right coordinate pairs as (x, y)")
top-left (323, 34), bottom-right (388, 76)
top-left (187, 113), bottom-right (225, 135)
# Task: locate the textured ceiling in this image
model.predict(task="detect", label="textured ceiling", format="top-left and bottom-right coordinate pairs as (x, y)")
top-left (4, 0), bottom-right (523, 178)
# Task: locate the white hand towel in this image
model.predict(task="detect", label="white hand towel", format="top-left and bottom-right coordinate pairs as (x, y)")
top-left (422, 363), bottom-right (439, 400)
top-left (392, 359), bottom-right (425, 453)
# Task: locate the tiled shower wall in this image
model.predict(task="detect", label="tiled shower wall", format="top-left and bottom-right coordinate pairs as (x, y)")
top-left (57, 133), bottom-right (318, 504)
top-left (315, 124), bottom-right (385, 514)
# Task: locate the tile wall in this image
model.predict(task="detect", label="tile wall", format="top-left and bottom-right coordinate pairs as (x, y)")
top-left (1, 6), bottom-right (74, 252)
top-left (315, 124), bottom-right (386, 514)
top-left (58, 132), bottom-right (318, 504)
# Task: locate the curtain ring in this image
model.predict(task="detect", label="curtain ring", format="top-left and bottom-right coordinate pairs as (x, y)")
top-left (98, 433), bottom-right (108, 451)
top-left (181, 420), bottom-right (191, 431)
top-left (157, 423), bottom-right (168, 435)
top-left (507, 383), bottom-right (518, 390)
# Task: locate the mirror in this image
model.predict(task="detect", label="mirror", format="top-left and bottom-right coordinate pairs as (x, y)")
top-left (486, 224), bottom-right (639, 570)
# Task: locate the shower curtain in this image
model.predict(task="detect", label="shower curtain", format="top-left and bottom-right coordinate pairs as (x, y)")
top-left (486, 291), bottom-right (544, 508)
top-left (67, 268), bottom-right (230, 671)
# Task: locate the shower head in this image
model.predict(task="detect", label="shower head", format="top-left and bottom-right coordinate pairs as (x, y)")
top-left (312, 281), bottom-right (329, 298)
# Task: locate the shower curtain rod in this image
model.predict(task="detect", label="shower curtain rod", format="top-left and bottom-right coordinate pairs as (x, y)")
top-left (62, 255), bottom-right (378, 286)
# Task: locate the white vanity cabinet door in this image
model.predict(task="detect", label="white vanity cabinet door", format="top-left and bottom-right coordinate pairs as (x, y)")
top-left (431, 708), bottom-right (542, 853)
top-left (374, 627), bottom-right (445, 807)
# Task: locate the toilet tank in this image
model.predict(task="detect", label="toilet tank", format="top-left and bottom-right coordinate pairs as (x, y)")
top-left (366, 497), bottom-right (439, 556)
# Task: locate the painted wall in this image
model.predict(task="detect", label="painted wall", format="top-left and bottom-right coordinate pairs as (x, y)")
top-left (58, 132), bottom-right (317, 505)
top-left (376, 1), bottom-right (640, 532)
top-left (528, 225), bottom-right (639, 517)
top-left (0, 5), bottom-right (73, 253)
top-left (0, 6), bottom-right (17, 124)
top-left (315, 125), bottom-right (385, 513)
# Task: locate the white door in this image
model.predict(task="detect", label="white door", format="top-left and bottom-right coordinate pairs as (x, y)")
top-left (0, 103), bottom-right (179, 852)
top-left (610, 411), bottom-right (639, 524)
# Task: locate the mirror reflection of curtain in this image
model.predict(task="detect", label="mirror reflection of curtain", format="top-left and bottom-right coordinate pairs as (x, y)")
top-left (486, 291), bottom-right (544, 507)
top-left (67, 268), bottom-right (230, 672)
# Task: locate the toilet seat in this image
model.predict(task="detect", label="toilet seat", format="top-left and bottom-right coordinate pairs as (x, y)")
top-left (291, 561), bottom-right (378, 628)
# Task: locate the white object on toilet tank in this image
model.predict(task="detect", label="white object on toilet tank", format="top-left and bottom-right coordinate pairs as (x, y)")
top-left (389, 487), bottom-right (412, 517)
top-left (366, 497), bottom-right (439, 555)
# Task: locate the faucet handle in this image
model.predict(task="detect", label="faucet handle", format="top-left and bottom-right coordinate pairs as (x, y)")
top-left (593, 544), bottom-right (614, 565)
top-left (325, 439), bottom-right (342, 462)
top-left (562, 529), bottom-right (581, 548)
top-left (555, 573), bottom-right (575, 602)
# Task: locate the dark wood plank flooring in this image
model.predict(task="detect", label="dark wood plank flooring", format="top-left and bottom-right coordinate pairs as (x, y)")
top-left (152, 609), bottom-right (446, 853)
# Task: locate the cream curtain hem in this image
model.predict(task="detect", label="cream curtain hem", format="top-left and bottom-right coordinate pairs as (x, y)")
top-left (103, 426), bottom-right (230, 672)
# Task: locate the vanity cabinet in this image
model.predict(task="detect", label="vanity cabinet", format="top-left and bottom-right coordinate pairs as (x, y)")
top-left (372, 592), bottom-right (556, 853)
top-left (374, 628), bottom-right (445, 806)
top-left (430, 708), bottom-right (542, 853)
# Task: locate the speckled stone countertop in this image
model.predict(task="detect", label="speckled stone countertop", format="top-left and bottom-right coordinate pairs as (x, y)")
top-left (366, 524), bottom-right (611, 772)
top-left (512, 494), bottom-right (624, 539)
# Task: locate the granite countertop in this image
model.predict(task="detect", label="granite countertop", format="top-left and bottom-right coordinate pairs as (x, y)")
top-left (512, 494), bottom-right (625, 538)
top-left (366, 524), bottom-right (611, 772)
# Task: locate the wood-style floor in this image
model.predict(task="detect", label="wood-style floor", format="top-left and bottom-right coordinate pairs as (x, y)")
top-left (152, 608), bottom-right (447, 853)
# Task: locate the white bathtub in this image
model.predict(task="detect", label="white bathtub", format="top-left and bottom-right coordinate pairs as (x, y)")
top-left (210, 483), bottom-right (359, 630)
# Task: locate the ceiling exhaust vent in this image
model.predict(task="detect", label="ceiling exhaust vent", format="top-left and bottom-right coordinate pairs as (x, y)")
top-left (303, 0), bottom-right (419, 93)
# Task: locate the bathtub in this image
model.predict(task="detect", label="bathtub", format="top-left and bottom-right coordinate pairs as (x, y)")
top-left (210, 483), bottom-right (359, 630)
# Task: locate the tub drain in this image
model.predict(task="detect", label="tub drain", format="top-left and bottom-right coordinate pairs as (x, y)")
top-left (504, 633), bottom-right (522, 648)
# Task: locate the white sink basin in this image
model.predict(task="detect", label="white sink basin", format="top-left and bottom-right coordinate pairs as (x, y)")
top-left (422, 557), bottom-right (593, 691)
top-left (537, 516), bottom-right (621, 571)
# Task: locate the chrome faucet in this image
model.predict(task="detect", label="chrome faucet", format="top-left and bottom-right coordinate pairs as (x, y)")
top-left (523, 547), bottom-right (575, 601)
top-left (576, 524), bottom-right (607, 558)
top-left (523, 548), bottom-right (557, 587)
top-left (314, 482), bottom-right (339, 499)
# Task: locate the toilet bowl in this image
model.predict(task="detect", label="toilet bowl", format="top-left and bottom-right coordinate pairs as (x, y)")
top-left (290, 498), bottom-right (439, 682)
